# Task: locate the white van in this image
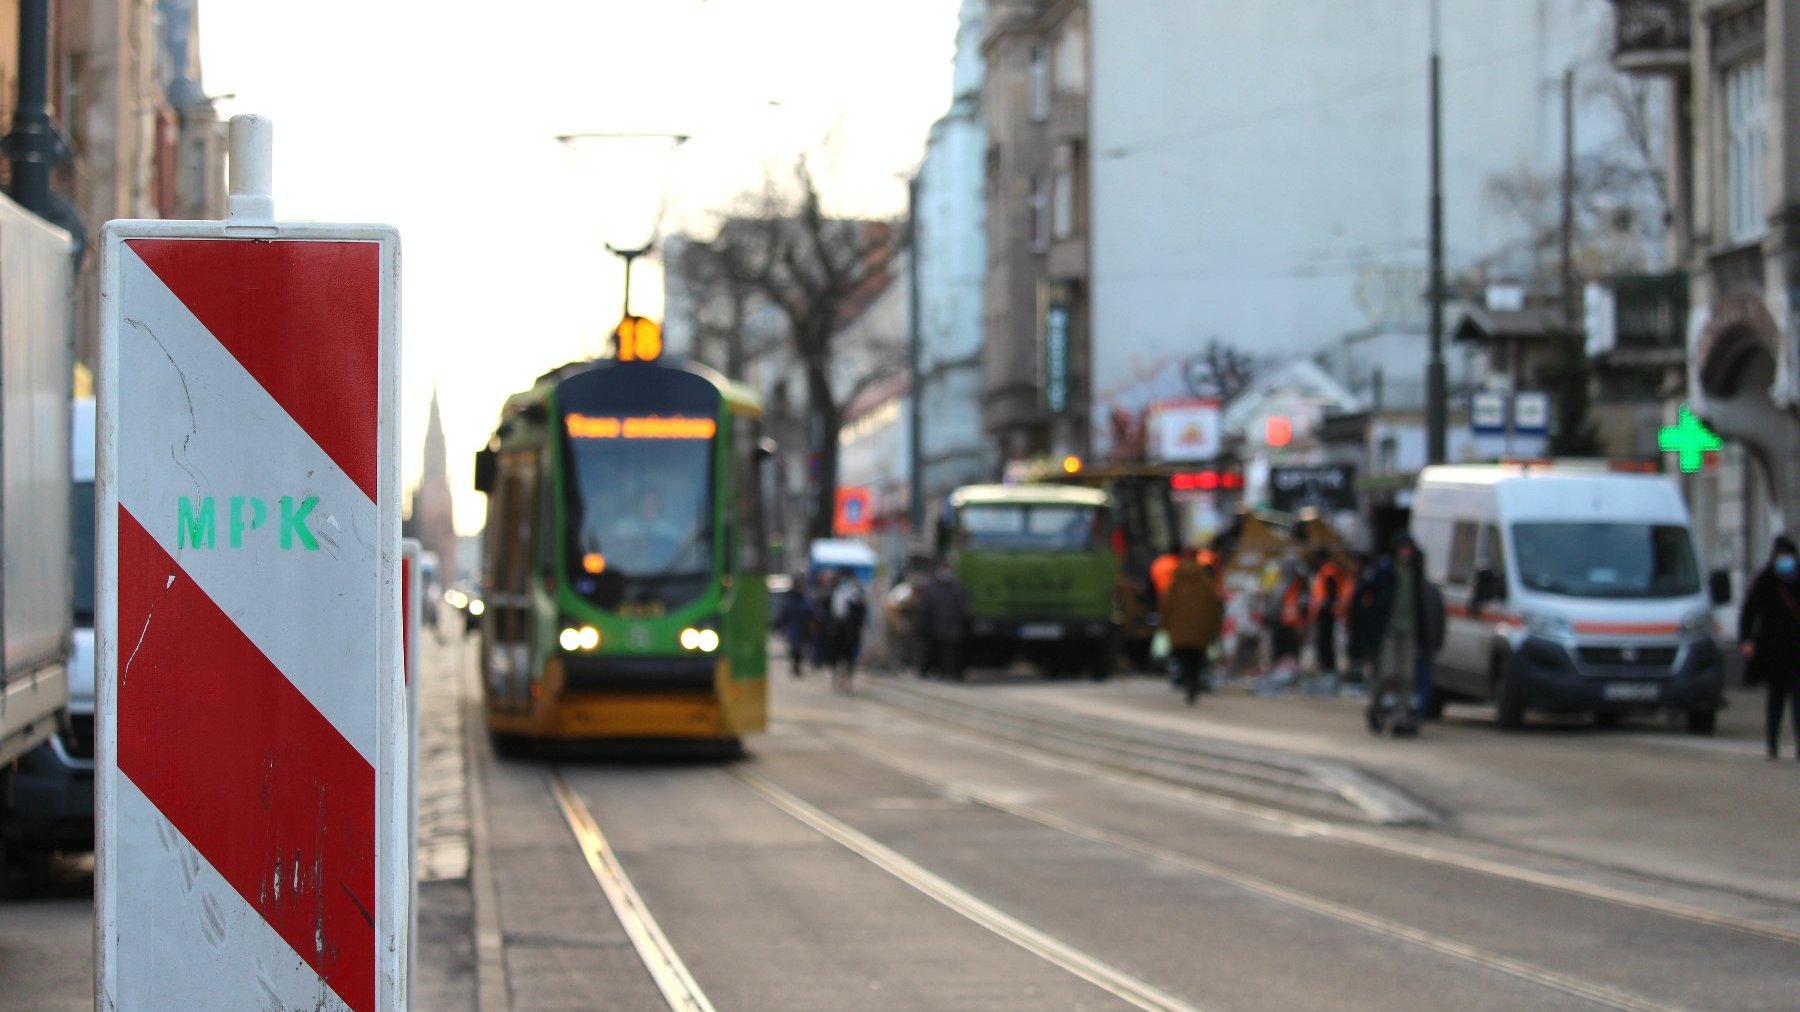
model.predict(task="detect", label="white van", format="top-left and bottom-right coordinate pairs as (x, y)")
top-left (1411, 464), bottom-right (1726, 732)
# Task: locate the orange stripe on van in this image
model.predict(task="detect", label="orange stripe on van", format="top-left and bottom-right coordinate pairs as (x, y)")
top-left (1444, 601), bottom-right (1517, 624)
top-left (1571, 621), bottom-right (1678, 636)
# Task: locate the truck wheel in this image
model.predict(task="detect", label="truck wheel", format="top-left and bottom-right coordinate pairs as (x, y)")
top-left (1684, 708), bottom-right (1718, 735)
top-left (1087, 649), bottom-right (1115, 682)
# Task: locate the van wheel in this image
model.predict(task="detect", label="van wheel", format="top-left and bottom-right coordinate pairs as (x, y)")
top-left (1685, 708), bottom-right (1718, 735)
top-left (1493, 667), bottom-right (1525, 730)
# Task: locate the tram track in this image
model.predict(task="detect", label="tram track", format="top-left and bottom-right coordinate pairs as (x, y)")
top-left (816, 736), bottom-right (1698, 1012)
top-left (857, 678), bottom-right (1800, 948)
top-left (532, 677), bottom-right (1795, 1012)
top-left (546, 766), bottom-right (717, 1012)
top-left (729, 766), bottom-right (1206, 1012)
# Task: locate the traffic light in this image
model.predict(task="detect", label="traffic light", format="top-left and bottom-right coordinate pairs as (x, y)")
top-left (1265, 415), bottom-right (1292, 448)
top-left (613, 315), bottom-right (663, 362)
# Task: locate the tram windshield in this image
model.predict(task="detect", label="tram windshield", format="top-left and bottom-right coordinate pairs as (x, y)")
top-left (559, 366), bottom-right (719, 612)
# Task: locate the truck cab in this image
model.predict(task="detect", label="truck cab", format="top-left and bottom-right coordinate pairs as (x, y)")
top-left (941, 484), bottom-right (1120, 678)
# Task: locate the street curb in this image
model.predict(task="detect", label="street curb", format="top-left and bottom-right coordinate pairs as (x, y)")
top-left (461, 648), bottom-right (509, 1012)
top-left (866, 678), bottom-right (1442, 827)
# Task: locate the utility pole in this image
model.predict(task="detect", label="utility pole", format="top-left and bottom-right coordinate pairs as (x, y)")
top-left (1560, 67), bottom-right (1577, 334)
top-left (907, 174), bottom-right (926, 538)
top-left (1426, 0), bottom-right (1448, 465)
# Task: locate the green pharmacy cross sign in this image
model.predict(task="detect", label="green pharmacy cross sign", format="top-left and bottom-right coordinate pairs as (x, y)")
top-left (1658, 405), bottom-right (1723, 473)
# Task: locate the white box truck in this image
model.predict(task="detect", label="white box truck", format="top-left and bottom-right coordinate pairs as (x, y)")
top-left (5, 399), bottom-right (92, 855)
top-left (0, 192), bottom-right (75, 868)
top-left (1412, 464), bottom-right (1726, 732)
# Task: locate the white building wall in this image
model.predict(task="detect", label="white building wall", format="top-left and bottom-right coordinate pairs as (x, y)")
top-left (1089, 0), bottom-right (1661, 451)
top-left (916, 0), bottom-right (991, 504)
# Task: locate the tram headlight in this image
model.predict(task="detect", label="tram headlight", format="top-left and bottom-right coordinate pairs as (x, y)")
top-left (680, 626), bottom-right (721, 653)
top-left (468, 599), bottom-right (486, 617)
top-left (561, 625), bottom-right (602, 652)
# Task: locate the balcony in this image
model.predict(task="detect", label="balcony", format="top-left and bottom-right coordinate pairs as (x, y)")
top-left (1600, 273), bottom-right (1688, 366)
top-left (1609, 0), bottom-right (1691, 75)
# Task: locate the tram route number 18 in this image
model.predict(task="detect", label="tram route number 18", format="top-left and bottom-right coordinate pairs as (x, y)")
top-left (615, 316), bottom-right (663, 362)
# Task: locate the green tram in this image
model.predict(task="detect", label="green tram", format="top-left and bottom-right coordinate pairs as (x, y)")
top-left (472, 352), bottom-right (769, 750)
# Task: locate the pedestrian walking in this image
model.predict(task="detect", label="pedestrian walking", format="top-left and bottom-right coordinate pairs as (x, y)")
top-left (1162, 549), bottom-right (1225, 705)
top-left (829, 568), bottom-right (869, 691)
top-left (809, 571), bottom-right (835, 671)
top-left (1738, 535), bottom-right (1800, 761)
top-left (1361, 534), bottom-right (1437, 736)
top-left (1415, 568), bottom-right (1447, 719)
top-left (779, 578), bottom-right (815, 679)
top-left (922, 563), bottom-right (971, 681)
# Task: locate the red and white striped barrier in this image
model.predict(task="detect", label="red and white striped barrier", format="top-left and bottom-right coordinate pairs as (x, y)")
top-left (97, 116), bottom-right (406, 1011)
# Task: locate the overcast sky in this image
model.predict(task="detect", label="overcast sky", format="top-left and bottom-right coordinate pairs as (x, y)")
top-left (200, 0), bottom-right (961, 535)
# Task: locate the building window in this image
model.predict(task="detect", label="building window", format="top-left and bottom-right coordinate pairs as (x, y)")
top-left (1052, 142), bottom-right (1079, 241)
top-left (1029, 174), bottom-right (1050, 253)
top-left (1029, 45), bottom-right (1050, 121)
top-left (1723, 57), bottom-right (1766, 244)
top-left (1054, 21), bottom-right (1087, 95)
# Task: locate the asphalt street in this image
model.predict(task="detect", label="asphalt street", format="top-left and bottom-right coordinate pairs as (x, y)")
top-left (4, 640), bottom-right (1795, 1010)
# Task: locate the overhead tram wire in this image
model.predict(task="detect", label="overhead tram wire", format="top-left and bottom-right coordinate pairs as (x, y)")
top-left (1100, 36), bottom-right (1593, 162)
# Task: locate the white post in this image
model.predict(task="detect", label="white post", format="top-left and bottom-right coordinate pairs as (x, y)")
top-left (226, 114), bottom-right (275, 223)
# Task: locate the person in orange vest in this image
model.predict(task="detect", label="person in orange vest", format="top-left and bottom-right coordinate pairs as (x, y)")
top-left (1270, 558), bottom-right (1307, 680)
top-left (1309, 548), bottom-right (1347, 679)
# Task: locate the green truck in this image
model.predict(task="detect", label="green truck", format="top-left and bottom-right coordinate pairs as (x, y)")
top-left (938, 484), bottom-right (1120, 678)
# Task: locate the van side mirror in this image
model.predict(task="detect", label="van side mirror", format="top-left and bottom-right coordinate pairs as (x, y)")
top-left (473, 448), bottom-right (496, 494)
top-left (1473, 568), bottom-right (1501, 607)
top-left (1709, 569), bottom-right (1732, 606)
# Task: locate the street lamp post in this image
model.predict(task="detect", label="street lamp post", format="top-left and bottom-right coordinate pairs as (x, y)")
top-left (605, 241), bottom-right (654, 319)
top-left (555, 130), bottom-right (690, 330)
top-left (1426, 0), bottom-right (1448, 465)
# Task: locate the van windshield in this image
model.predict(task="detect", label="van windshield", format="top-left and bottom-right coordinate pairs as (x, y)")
top-left (1511, 522), bottom-right (1699, 599)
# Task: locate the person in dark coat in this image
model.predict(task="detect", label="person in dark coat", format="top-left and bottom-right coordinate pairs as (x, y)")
top-left (922, 564), bottom-right (972, 680)
top-left (1738, 535), bottom-right (1800, 760)
top-left (1345, 552), bottom-right (1377, 685)
top-left (1361, 534), bottom-right (1439, 736)
top-left (779, 580), bottom-right (816, 679)
top-left (1415, 561), bottom-right (1448, 719)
